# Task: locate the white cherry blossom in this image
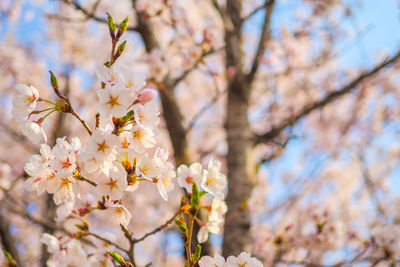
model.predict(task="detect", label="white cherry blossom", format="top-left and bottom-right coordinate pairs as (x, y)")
top-left (96, 63), bottom-right (124, 87)
top-left (133, 101), bottom-right (160, 129)
top-left (226, 252), bottom-right (263, 267)
top-left (198, 253), bottom-right (226, 267)
top-left (130, 124), bottom-right (156, 153)
top-left (13, 84), bottom-right (39, 118)
top-left (201, 158), bottom-right (227, 198)
top-left (104, 203), bottom-right (132, 227)
top-left (97, 85), bottom-right (133, 118)
top-left (96, 164), bottom-right (128, 200)
top-left (17, 119), bottom-right (47, 144)
top-left (176, 162), bottom-right (204, 193)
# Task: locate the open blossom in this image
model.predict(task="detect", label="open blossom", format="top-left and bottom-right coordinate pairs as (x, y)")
top-left (201, 158), bottom-right (227, 198)
top-left (40, 233), bottom-right (60, 253)
top-left (50, 143), bottom-right (77, 177)
top-left (24, 144), bottom-right (54, 195)
top-left (210, 197), bottom-right (228, 221)
top-left (133, 101), bottom-right (160, 129)
top-left (226, 252), bottom-right (263, 267)
top-left (44, 239), bottom-right (90, 267)
top-left (97, 85), bottom-right (133, 117)
top-left (47, 176), bottom-right (77, 205)
top-left (136, 153), bottom-right (161, 180)
top-left (198, 218), bottom-right (222, 243)
top-left (17, 119), bottom-right (47, 144)
top-left (155, 168), bottom-right (176, 201)
top-left (96, 164), bottom-right (128, 200)
top-left (79, 125), bottom-right (120, 175)
top-left (130, 124), bottom-right (156, 153)
top-left (198, 253), bottom-right (226, 267)
top-left (104, 203), bottom-right (132, 227)
top-left (176, 162), bottom-right (203, 193)
top-left (96, 63), bottom-right (124, 87)
top-left (123, 70), bottom-right (147, 92)
top-left (12, 84), bottom-right (39, 118)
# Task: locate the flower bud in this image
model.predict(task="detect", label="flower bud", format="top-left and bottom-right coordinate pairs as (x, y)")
top-left (116, 16), bottom-right (129, 39)
top-left (137, 89), bottom-right (157, 104)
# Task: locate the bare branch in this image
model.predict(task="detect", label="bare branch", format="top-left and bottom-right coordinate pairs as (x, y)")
top-left (132, 209), bottom-right (181, 244)
top-left (59, 0), bottom-right (137, 31)
top-left (246, 0), bottom-right (275, 83)
top-left (255, 50), bottom-right (400, 144)
top-left (87, 231), bottom-right (129, 254)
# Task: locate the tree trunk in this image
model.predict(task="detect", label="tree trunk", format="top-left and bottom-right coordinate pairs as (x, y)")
top-left (222, 80), bottom-right (253, 257)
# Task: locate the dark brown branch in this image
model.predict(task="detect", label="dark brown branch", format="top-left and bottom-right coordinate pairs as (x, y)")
top-left (120, 225), bottom-right (136, 267)
top-left (241, 0), bottom-right (274, 22)
top-left (132, 209), bottom-right (181, 244)
top-left (247, 0), bottom-right (275, 83)
top-left (169, 48), bottom-right (222, 89)
top-left (87, 231), bottom-right (129, 254)
top-left (255, 50), bottom-right (400, 144)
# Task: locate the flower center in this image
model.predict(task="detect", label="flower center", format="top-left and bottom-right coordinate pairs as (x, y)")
top-left (133, 130), bottom-right (143, 140)
top-left (106, 178), bottom-right (118, 190)
top-left (61, 158), bottom-right (72, 169)
top-left (60, 178), bottom-right (72, 189)
top-left (126, 81), bottom-right (135, 88)
top-left (107, 95), bottom-right (120, 107)
top-left (206, 176), bottom-right (215, 185)
top-left (97, 141), bottom-right (109, 152)
top-left (185, 176), bottom-right (193, 184)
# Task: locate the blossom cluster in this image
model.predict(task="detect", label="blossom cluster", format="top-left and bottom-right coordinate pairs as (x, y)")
top-left (198, 252), bottom-right (263, 267)
top-left (10, 55), bottom-right (241, 265)
top-left (8, 14), bottom-right (263, 266)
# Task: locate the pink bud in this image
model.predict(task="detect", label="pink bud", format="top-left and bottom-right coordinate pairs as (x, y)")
top-left (137, 89), bottom-right (157, 104)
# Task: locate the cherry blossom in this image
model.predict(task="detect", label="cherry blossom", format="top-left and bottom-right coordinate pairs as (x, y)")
top-left (176, 162), bottom-right (203, 193)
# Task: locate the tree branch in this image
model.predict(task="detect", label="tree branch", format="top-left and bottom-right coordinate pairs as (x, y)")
top-left (132, 209), bottom-right (181, 244)
top-left (59, 0), bottom-right (137, 31)
top-left (255, 50), bottom-right (400, 144)
top-left (246, 0), bottom-right (275, 83)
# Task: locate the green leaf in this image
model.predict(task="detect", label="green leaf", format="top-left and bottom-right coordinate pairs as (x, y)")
top-left (2, 248), bottom-right (17, 266)
top-left (175, 218), bottom-right (188, 237)
top-left (104, 61), bottom-right (110, 67)
top-left (199, 191), bottom-right (207, 197)
top-left (106, 250), bottom-right (126, 264)
top-left (191, 183), bottom-right (200, 210)
top-left (192, 244), bottom-right (202, 263)
top-left (122, 110), bottom-right (134, 123)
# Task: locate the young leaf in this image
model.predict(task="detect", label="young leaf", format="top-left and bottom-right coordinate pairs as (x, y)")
top-left (175, 218), bottom-right (188, 237)
top-left (192, 244), bottom-right (202, 263)
top-left (106, 250), bottom-right (126, 265)
top-left (191, 183), bottom-right (200, 210)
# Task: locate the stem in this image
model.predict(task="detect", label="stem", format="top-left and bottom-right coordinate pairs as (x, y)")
top-left (39, 98), bottom-right (57, 105)
top-left (110, 40), bottom-right (117, 66)
top-left (65, 98), bottom-right (93, 135)
top-left (42, 109), bottom-right (56, 120)
top-left (185, 213), bottom-right (196, 267)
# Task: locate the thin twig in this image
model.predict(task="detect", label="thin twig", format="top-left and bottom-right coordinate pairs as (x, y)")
top-left (133, 209), bottom-right (181, 244)
top-left (87, 231), bottom-right (129, 254)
